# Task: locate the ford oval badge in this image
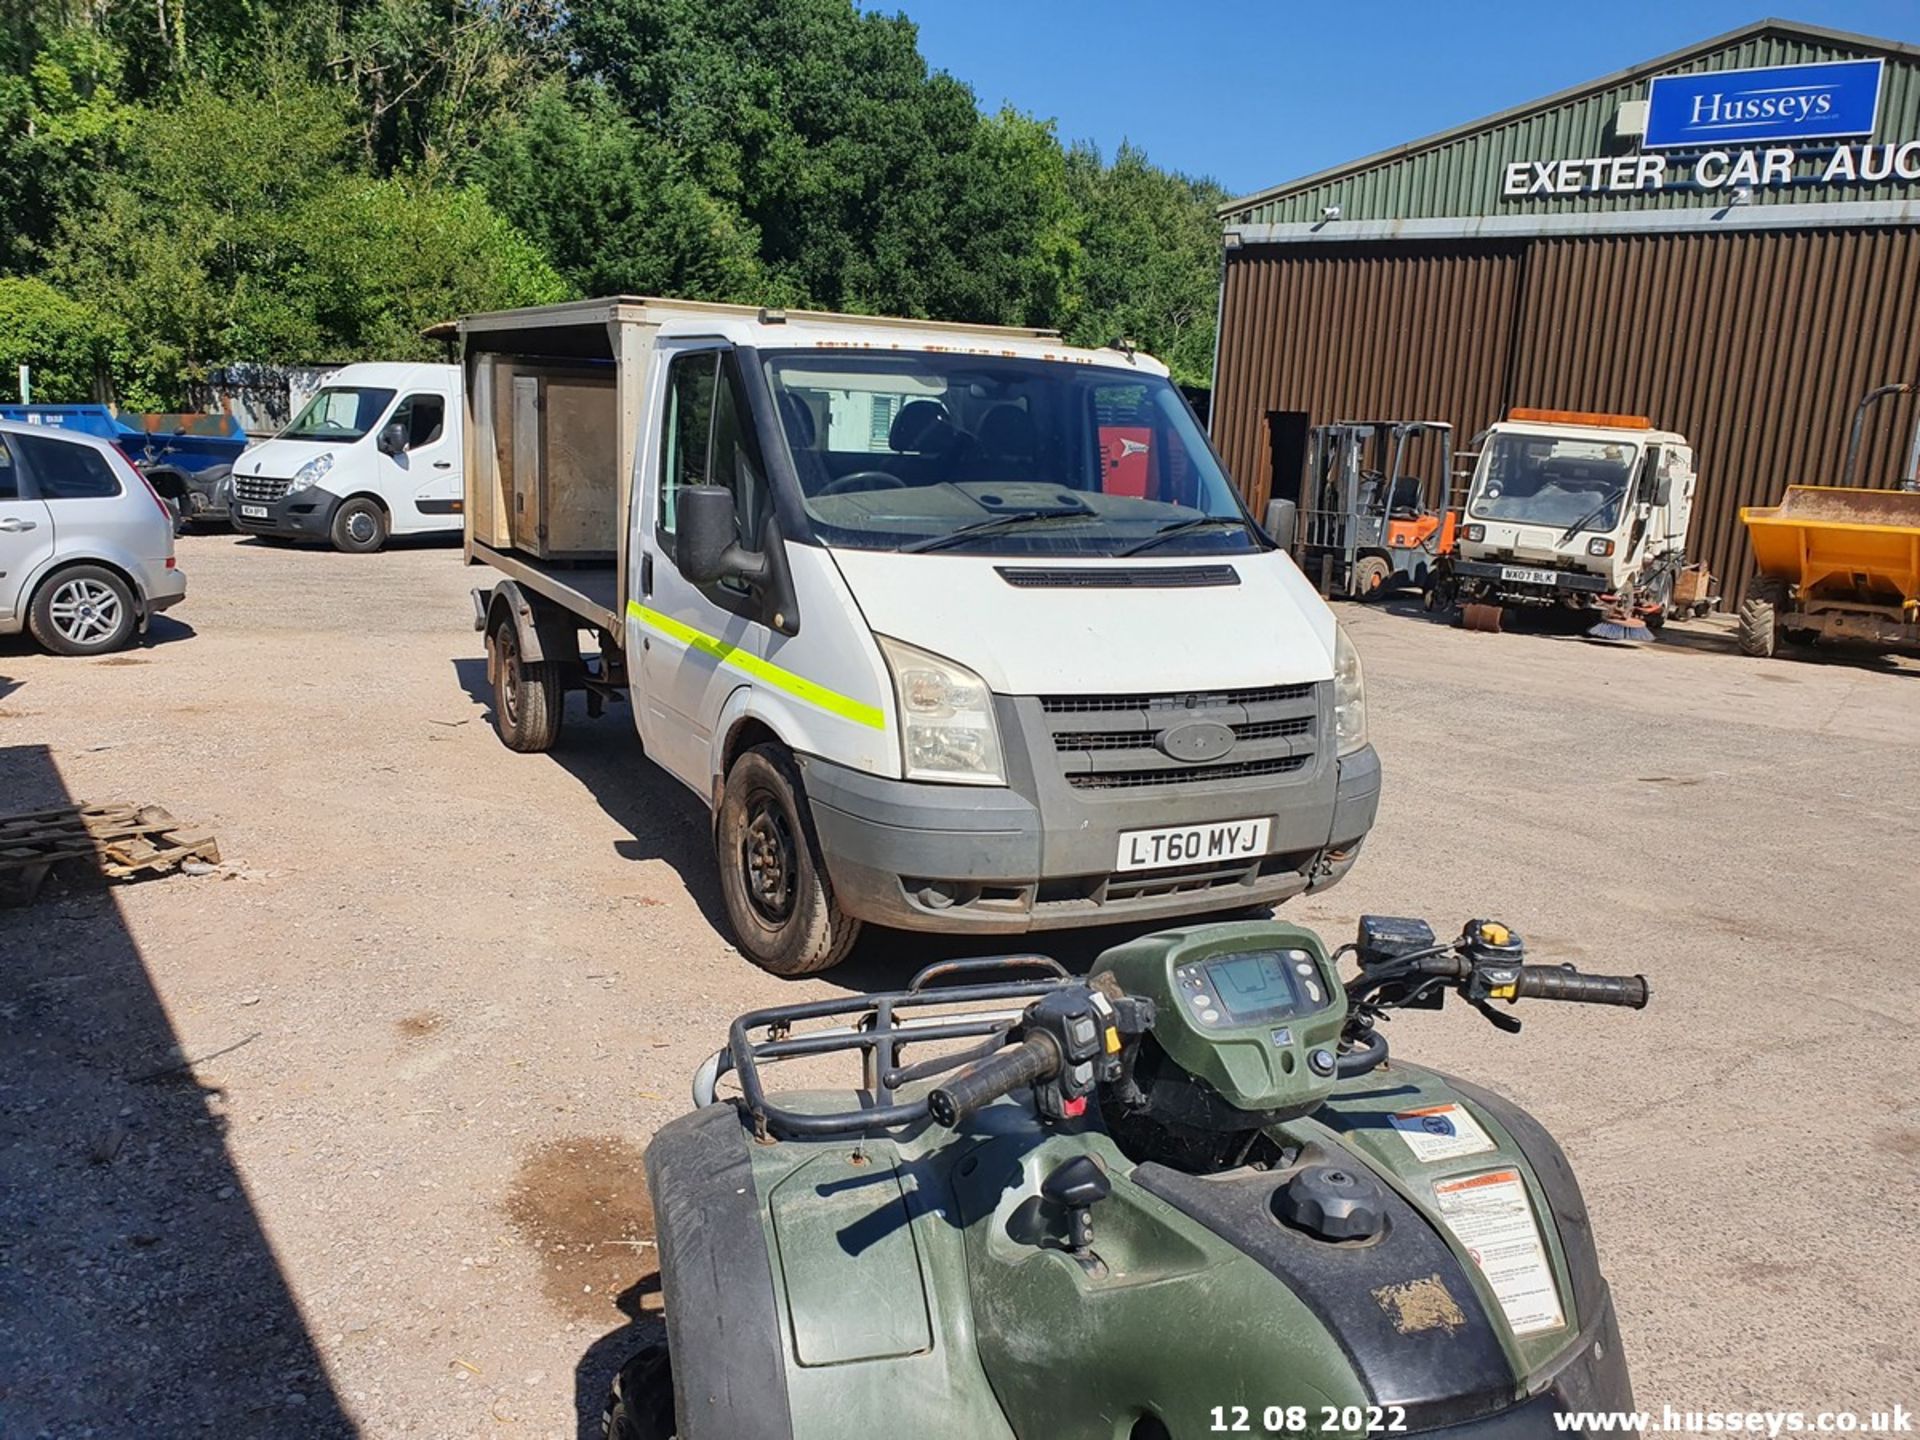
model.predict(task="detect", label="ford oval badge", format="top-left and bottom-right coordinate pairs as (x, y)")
top-left (1157, 720), bottom-right (1235, 763)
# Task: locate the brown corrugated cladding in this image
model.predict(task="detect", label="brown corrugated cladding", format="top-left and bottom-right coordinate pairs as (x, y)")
top-left (1214, 229), bottom-right (1920, 602)
top-left (1212, 241), bottom-right (1525, 516)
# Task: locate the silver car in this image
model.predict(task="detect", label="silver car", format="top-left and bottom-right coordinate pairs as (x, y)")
top-left (0, 419), bottom-right (188, 655)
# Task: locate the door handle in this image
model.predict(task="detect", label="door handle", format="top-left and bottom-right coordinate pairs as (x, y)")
top-left (433, 461), bottom-right (452, 468)
top-left (640, 552), bottom-right (653, 597)
top-left (0, 518), bottom-right (36, 532)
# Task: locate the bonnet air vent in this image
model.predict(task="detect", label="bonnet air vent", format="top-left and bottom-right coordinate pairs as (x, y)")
top-left (994, 565), bottom-right (1240, 589)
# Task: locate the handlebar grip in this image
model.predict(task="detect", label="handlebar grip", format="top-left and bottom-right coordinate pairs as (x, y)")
top-left (928, 1034), bottom-right (1060, 1128)
top-left (1512, 967), bottom-right (1650, 1008)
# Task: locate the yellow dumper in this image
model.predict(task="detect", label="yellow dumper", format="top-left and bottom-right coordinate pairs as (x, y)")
top-left (1737, 384), bottom-right (1920, 659)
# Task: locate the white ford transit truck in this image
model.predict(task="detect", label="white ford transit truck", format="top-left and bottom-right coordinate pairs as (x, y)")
top-left (459, 298), bottom-right (1379, 974)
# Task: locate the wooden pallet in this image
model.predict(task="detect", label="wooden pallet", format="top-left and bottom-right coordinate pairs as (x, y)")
top-left (0, 802), bottom-right (220, 905)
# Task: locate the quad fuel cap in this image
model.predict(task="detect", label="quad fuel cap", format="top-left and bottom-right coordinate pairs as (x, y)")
top-left (1274, 1164), bottom-right (1388, 1242)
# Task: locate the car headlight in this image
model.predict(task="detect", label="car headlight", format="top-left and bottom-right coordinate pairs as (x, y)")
top-left (1333, 624), bottom-right (1368, 756)
top-left (289, 453), bottom-right (334, 491)
top-left (877, 636), bottom-right (1005, 785)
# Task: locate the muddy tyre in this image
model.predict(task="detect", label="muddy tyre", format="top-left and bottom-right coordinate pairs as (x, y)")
top-left (1737, 578), bottom-right (1784, 658)
top-left (604, 1340), bottom-right (675, 1440)
top-left (490, 619), bottom-right (563, 752)
top-left (330, 496), bottom-right (389, 553)
top-left (716, 744), bottom-right (860, 976)
top-left (29, 564), bottom-right (138, 656)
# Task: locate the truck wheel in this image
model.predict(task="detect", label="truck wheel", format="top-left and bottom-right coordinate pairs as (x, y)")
top-left (1352, 554), bottom-right (1392, 600)
top-left (604, 1341), bottom-right (675, 1440)
top-left (491, 619), bottom-right (563, 752)
top-left (29, 565), bottom-right (138, 656)
top-left (330, 497), bottom-right (389, 553)
top-left (1736, 578), bottom-right (1783, 658)
top-left (717, 744), bottom-right (860, 975)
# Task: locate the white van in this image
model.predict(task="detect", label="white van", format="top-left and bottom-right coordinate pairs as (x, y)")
top-left (229, 362), bottom-right (462, 552)
top-left (460, 299), bottom-right (1380, 975)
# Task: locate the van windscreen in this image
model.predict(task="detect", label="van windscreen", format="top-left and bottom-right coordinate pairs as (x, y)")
top-left (762, 351), bottom-right (1257, 558)
top-left (282, 387), bottom-right (397, 442)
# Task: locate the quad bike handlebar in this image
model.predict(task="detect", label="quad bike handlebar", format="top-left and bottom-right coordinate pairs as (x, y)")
top-left (928, 1032), bottom-right (1062, 1128)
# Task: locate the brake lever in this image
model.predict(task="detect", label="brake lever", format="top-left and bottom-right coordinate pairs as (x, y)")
top-left (1469, 997), bottom-right (1523, 1034)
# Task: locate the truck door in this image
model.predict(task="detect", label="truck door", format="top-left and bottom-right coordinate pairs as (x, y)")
top-left (631, 342), bottom-right (777, 792)
top-left (377, 390), bottom-right (460, 528)
top-left (0, 436), bottom-right (56, 626)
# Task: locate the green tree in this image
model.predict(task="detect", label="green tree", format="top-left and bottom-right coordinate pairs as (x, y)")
top-left (0, 276), bottom-right (107, 400)
top-left (1064, 142), bottom-right (1226, 387)
top-left (0, 21), bottom-right (125, 272)
top-left (477, 81), bottom-right (768, 302)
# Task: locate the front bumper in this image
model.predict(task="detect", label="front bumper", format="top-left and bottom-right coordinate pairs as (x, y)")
top-left (229, 488), bottom-right (337, 540)
top-left (1451, 557), bottom-right (1611, 604)
top-left (801, 740), bottom-right (1380, 934)
top-left (1419, 1297), bottom-right (1633, 1437)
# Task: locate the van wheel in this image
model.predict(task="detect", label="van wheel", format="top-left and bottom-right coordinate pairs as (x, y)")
top-left (30, 565), bottom-right (138, 656)
top-left (330, 497), bottom-right (389, 553)
top-left (717, 744), bottom-right (860, 975)
top-left (491, 619), bottom-right (563, 752)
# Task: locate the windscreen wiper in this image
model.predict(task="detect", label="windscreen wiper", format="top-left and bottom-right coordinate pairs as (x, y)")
top-left (1117, 515), bottom-right (1249, 557)
top-left (902, 508), bottom-right (1094, 554)
top-left (1558, 487), bottom-right (1627, 543)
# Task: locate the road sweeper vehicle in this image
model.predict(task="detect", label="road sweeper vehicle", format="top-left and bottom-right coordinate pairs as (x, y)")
top-left (1737, 382), bottom-right (1920, 659)
top-left (459, 298), bottom-right (1378, 975)
top-left (607, 913), bottom-right (1648, 1440)
top-left (1442, 409), bottom-right (1710, 639)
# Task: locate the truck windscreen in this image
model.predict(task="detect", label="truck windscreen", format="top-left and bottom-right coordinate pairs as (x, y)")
top-left (761, 351), bottom-right (1258, 557)
top-left (1468, 432), bottom-right (1640, 534)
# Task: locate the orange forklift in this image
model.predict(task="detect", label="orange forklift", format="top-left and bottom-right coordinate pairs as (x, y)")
top-left (1292, 420), bottom-right (1457, 600)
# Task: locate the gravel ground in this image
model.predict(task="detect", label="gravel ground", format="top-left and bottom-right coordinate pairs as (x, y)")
top-left (1, 532), bottom-right (1916, 1438)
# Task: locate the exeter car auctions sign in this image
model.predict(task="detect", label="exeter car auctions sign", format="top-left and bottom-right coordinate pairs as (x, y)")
top-left (1501, 57), bottom-right (1911, 200)
top-left (1643, 59), bottom-right (1882, 148)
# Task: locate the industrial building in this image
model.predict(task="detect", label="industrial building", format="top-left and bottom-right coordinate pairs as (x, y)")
top-left (1211, 19), bottom-right (1920, 602)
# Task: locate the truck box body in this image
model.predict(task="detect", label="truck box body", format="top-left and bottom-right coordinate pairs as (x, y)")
top-left (459, 297), bottom-right (1380, 972)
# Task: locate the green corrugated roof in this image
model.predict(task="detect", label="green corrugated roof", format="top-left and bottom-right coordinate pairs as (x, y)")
top-left (1222, 19), bottom-right (1920, 226)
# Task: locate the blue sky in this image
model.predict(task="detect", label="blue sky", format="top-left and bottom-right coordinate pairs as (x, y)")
top-left (886, 3), bottom-right (1920, 200)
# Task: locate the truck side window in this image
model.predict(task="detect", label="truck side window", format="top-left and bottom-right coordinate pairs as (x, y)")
top-left (659, 352), bottom-right (716, 538)
top-left (14, 432), bottom-right (121, 499)
top-left (709, 355), bottom-right (771, 552)
top-left (391, 394), bottom-right (445, 450)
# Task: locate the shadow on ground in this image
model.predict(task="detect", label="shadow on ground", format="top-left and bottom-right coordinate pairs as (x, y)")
top-left (0, 743), bottom-right (356, 1438)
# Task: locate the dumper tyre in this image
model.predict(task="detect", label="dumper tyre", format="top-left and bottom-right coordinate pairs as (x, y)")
top-left (603, 1340), bottom-right (675, 1440)
top-left (330, 496), bottom-right (389, 554)
top-left (491, 619), bottom-right (563, 753)
top-left (1737, 578), bottom-right (1784, 659)
top-left (718, 744), bottom-right (860, 975)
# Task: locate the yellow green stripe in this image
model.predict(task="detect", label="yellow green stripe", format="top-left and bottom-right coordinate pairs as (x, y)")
top-left (626, 601), bottom-right (886, 730)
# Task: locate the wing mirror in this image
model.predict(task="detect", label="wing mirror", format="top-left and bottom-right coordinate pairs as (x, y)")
top-left (1650, 475), bottom-right (1673, 507)
top-left (675, 484), bottom-right (769, 588)
top-left (376, 421), bottom-right (407, 456)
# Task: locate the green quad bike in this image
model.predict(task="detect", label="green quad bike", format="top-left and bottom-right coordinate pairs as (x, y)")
top-left (608, 916), bottom-right (1649, 1440)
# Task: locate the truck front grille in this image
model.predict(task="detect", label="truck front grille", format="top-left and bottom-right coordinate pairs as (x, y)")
top-left (234, 475), bottom-right (290, 504)
top-left (1035, 682), bottom-right (1321, 790)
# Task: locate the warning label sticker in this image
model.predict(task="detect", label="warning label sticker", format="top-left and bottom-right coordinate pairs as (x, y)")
top-left (1431, 1169), bottom-right (1567, 1338)
top-left (1389, 1103), bottom-right (1496, 1162)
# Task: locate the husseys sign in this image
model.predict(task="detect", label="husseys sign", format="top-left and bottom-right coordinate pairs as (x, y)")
top-left (1500, 57), bottom-right (1914, 199)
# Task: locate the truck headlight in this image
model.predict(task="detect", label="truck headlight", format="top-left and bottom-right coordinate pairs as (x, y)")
top-left (1333, 625), bottom-right (1368, 756)
top-left (1462, 523), bottom-right (1485, 543)
top-left (1587, 537), bottom-right (1615, 557)
top-left (289, 453), bottom-right (334, 492)
top-left (877, 637), bottom-right (1005, 785)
